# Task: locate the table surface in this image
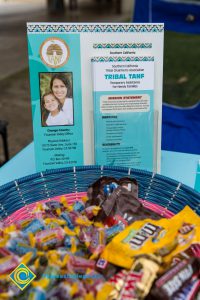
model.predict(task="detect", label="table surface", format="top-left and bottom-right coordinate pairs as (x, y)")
top-left (0, 142), bottom-right (199, 191)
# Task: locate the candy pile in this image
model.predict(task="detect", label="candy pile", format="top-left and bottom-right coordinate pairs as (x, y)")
top-left (0, 176), bottom-right (199, 300)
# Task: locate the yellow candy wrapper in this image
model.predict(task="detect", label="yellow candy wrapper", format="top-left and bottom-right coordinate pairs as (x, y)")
top-left (75, 216), bottom-right (93, 227)
top-left (101, 206), bottom-right (200, 269)
top-left (0, 292), bottom-right (9, 299)
top-left (161, 207), bottom-right (200, 264)
top-left (96, 282), bottom-right (115, 300)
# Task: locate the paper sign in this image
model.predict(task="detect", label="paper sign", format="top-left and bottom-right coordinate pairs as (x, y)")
top-left (27, 23), bottom-right (164, 172)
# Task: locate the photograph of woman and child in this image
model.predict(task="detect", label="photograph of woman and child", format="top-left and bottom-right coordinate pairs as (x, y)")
top-left (40, 72), bottom-right (74, 127)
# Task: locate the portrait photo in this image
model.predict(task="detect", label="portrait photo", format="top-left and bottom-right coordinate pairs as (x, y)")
top-left (39, 72), bottom-right (74, 127)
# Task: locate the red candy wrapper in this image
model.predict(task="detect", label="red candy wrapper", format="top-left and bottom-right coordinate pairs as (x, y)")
top-left (119, 270), bottom-right (143, 300)
top-left (89, 228), bottom-right (106, 256)
top-left (35, 227), bottom-right (65, 249)
top-left (69, 255), bottom-right (96, 274)
top-left (0, 255), bottom-right (18, 274)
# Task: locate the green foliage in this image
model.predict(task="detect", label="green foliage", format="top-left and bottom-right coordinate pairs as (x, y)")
top-left (163, 31), bottom-right (200, 106)
top-left (40, 73), bottom-right (51, 96)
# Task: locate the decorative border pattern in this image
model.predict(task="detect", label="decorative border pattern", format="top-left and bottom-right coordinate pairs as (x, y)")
top-left (27, 24), bottom-right (164, 33)
top-left (93, 43), bottom-right (152, 49)
top-left (91, 56), bottom-right (154, 62)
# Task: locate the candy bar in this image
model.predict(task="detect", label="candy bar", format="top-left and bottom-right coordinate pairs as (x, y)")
top-left (149, 258), bottom-right (200, 299)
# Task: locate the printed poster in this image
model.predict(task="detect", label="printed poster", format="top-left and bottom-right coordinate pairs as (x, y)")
top-left (27, 23), bottom-right (164, 172)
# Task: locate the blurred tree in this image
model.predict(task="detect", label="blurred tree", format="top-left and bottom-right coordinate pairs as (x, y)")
top-left (40, 73), bottom-right (51, 96)
top-left (96, 0), bottom-right (121, 14)
top-left (47, 0), bottom-right (65, 14)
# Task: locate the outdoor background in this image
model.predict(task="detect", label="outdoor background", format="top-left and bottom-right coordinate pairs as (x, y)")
top-left (0, 0), bottom-right (199, 164)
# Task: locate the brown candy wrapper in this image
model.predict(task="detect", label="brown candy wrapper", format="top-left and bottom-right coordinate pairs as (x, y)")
top-left (87, 176), bottom-right (160, 224)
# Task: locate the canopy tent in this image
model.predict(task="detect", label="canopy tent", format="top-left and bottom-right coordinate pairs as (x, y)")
top-left (134, 0), bottom-right (200, 154)
top-left (134, 0), bottom-right (200, 34)
top-left (162, 102), bottom-right (200, 155)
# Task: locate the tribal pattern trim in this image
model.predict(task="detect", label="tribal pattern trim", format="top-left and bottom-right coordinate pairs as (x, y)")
top-left (91, 56), bottom-right (154, 62)
top-left (93, 43), bottom-right (152, 48)
top-left (27, 24), bottom-right (164, 33)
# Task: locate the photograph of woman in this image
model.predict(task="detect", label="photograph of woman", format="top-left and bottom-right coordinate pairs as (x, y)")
top-left (40, 72), bottom-right (74, 127)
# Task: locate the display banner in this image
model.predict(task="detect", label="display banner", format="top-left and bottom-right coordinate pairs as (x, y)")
top-left (27, 23), bottom-right (164, 172)
top-left (134, 0), bottom-right (200, 34)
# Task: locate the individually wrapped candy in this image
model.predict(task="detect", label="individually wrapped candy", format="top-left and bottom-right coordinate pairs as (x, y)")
top-left (68, 255), bottom-right (96, 274)
top-left (106, 254), bottom-right (161, 300)
top-left (147, 258), bottom-right (200, 300)
top-left (96, 259), bottom-right (120, 281)
top-left (84, 206), bottom-right (101, 220)
top-left (16, 219), bottom-right (33, 230)
top-left (41, 265), bottom-right (60, 287)
top-left (33, 255), bottom-right (48, 278)
top-left (62, 210), bottom-right (92, 228)
top-left (126, 254), bottom-right (161, 299)
top-left (45, 201), bottom-right (63, 212)
top-left (73, 201), bottom-right (85, 213)
top-left (161, 207), bottom-right (200, 265)
top-left (96, 282), bottom-right (115, 300)
top-left (64, 236), bottom-right (79, 254)
top-left (21, 219), bottom-right (45, 237)
top-left (172, 276), bottom-right (200, 300)
top-left (44, 218), bottom-right (66, 227)
top-left (64, 236), bottom-right (78, 249)
top-left (89, 228), bottom-right (106, 259)
top-left (28, 287), bottom-right (46, 300)
top-left (0, 255), bottom-right (18, 274)
top-left (78, 226), bottom-right (93, 247)
top-left (105, 223), bottom-right (124, 242)
top-left (109, 269), bottom-right (128, 286)
top-left (0, 247), bottom-right (13, 258)
top-left (171, 243), bottom-right (200, 266)
top-left (82, 269), bottom-right (105, 294)
top-left (35, 227), bottom-right (65, 250)
top-left (74, 214), bottom-right (93, 227)
top-left (45, 282), bottom-right (76, 300)
top-left (7, 238), bottom-right (37, 257)
top-left (60, 212), bottom-right (75, 230)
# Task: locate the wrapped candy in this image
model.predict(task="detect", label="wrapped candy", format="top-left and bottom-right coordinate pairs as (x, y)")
top-left (148, 258), bottom-right (200, 300)
top-left (0, 175), bottom-right (198, 300)
top-left (7, 238), bottom-right (37, 257)
top-left (35, 227), bottom-right (65, 250)
top-left (60, 212), bottom-right (75, 230)
top-left (73, 201), bottom-right (85, 213)
top-left (84, 206), bottom-right (101, 220)
top-left (89, 228), bottom-right (106, 259)
top-left (0, 255), bottom-right (18, 274)
top-left (21, 219), bottom-right (45, 237)
top-left (68, 255), bottom-right (96, 274)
